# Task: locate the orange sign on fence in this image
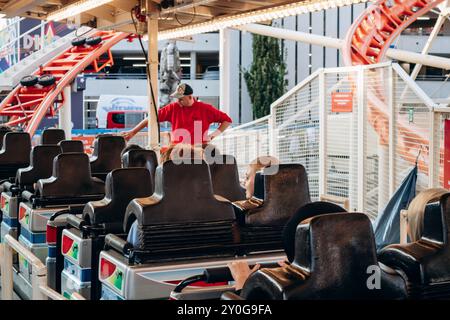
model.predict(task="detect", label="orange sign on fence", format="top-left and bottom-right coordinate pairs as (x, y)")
top-left (331, 91), bottom-right (353, 113)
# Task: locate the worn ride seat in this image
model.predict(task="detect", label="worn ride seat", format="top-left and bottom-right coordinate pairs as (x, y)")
top-left (58, 140), bottom-right (85, 153)
top-left (40, 128), bottom-right (66, 145)
top-left (35, 153), bottom-right (104, 205)
top-left (122, 149), bottom-right (158, 181)
top-left (124, 160), bottom-right (237, 261)
top-left (237, 213), bottom-right (407, 300)
top-left (207, 155), bottom-right (246, 202)
top-left (0, 132), bottom-right (32, 180)
top-left (90, 135), bottom-right (126, 181)
top-left (379, 192), bottom-right (450, 299)
top-left (83, 168), bottom-right (154, 233)
top-left (16, 145), bottom-right (62, 191)
top-left (235, 164), bottom-right (311, 251)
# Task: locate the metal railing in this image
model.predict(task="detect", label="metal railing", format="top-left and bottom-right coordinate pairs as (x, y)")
top-left (0, 18), bottom-right (74, 74)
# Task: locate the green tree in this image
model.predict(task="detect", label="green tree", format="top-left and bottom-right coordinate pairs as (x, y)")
top-left (243, 31), bottom-right (287, 119)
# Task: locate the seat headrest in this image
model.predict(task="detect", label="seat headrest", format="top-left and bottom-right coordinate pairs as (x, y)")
top-left (40, 129), bottom-right (66, 145)
top-left (90, 135), bottom-right (126, 173)
top-left (208, 154), bottom-right (246, 202)
top-left (129, 160), bottom-right (235, 225)
top-left (16, 145), bottom-right (61, 188)
top-left (245, 164), bottom-right (311, 226)
top-left (37, 153), bottom-right (104, 198)
top-left (0, 132), bottom-right (31, 165)
top-left (83, 168), bottom-right (153, 225)
top-left (58, 140), bottom-right (84, 153)
top-left (122, 149), bottom-right (158, 174)
top-left (293, 212), bottom-right (377, 271)
top-left (283, 201), bottom-right (347, 262)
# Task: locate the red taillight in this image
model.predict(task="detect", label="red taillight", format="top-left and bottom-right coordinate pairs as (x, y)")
top-left (46, 225), bottom-right (57, 244)
top-left (100, 257), bottom-right (116, 280)
top-left (19, 205), bottom-right (27, 221)
top-left (62, 234), bottom-right (74, 254)
top-left (1, 195), bottom-right (5, 208)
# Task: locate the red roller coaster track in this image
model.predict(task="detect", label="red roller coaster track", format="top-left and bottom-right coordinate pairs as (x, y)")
top-left (343, 0), bottom-right (445, 175)
top-left (0, 30), bottom-right (130, 136)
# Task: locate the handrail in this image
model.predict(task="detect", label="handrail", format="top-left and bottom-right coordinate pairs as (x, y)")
top-left (0, 20), bottom-right (46, 53)
top-left (1, 234), bottom-right (47, 300)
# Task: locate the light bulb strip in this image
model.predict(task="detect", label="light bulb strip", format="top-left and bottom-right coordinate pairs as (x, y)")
top-left (46, 0), bottom-right (114, 21)
top-left (158, 0), bottom-right (369, 40)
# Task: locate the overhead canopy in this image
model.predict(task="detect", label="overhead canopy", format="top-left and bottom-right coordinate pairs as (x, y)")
top-left (0, 0), bottom-right (365, 39)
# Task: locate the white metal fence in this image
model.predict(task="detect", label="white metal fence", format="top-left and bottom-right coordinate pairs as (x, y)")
top-left (213, 62), bottom-right (445, 221)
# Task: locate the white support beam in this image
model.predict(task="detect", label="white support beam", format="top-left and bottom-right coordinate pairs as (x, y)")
top-left (147, 1), bottom-right (159, 150)
top-left (234, 23), bottom-right (450, 71)
top-left (59, 86), bottom-right (72, 139)
top-left (219, 28), bottom-right (231, 115)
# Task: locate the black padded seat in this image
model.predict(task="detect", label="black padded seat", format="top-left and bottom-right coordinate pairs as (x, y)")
top-left (16, 145), bottom-right (62, 190)
top-left (124, 160), bottom-right (237, 258)
top-left (58, 140), bottom-right (84, 153)
top-left (379, 192), bottom-right (450, 299)
top-left (235, 164), bottom-right (311, 250)
top-left (207, 155), bottom-right (246, 202)
top-left (36, 153), bottom-right (104, 202)
top-left (90, 135), bottom-right (126, 180)
top-left (240, 213), bottom-right (407, 300)
top-left (40, 128), bottom-right (66, 145)
top-left (83, 168), bottom-right (153, 233)
top-left (0, 132), bottom-right (31, 179)
top-left (121, 149), bottom-right (158, 185)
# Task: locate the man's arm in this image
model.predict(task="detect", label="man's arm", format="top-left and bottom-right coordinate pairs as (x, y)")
top-left (122, 117), bottom-right (149, 141)
top-left (206, 103), bottom-right (232, 141)
top-left (208, 121), bottom-right (231, 141)
top-left (122, 104), bottom-right (172, 141)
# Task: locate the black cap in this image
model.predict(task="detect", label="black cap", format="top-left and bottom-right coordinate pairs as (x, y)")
top-left (171, 83), bottom-right (194, 99)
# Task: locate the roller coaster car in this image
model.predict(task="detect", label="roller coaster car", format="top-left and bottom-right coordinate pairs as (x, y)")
top-left (0, 132), bottom-right (33, 240)
top-left (379, 192), bottom-right (450, 299)
top-left (40, 128), bottom-right (66, 145)
top-left (58, 140), bottom-right (85, 153)
top-left (1, 128), bottom-right (71, 241)
top-left (60, 167), bottom-right (155, 299)
top-left (171, 201), bottom-right (348, 300)
top-left (1, 146), bottom-right (62, 243)
top-left (14, 153), bottom-right (105, 299)
top-left (97, 162), bottom-right (311, 300)
top-left (223, 213), bottom-right (408, 300)
top-left (89, 135), bottom-right (126, 181)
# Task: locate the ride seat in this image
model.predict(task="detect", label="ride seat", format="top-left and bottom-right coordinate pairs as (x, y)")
top-left (378, 192), bottom-right (450, 299)
top-left (239, 213), bottom-right (407, 300)
top-left (36, 153), bottom-right (104, 201)
top-left (40, 129), bottom-right (66, 145)
top-left (124, 160), bottom-right (237, 259)
top-left (121, 149), bottom-right (158, 183)
top-left (207, 154), bottom-right (246, 202)
top-left (83, 168), bottom-right (153, 233)
top-left (58, 140), bottom-right (85, 153)
top-left (235, 164), bottom-right (311, 250)
top-left (0, 132), bottom-right (31, 179)
top-left (90, 135), bottom-right (126, 180)
top-left (16, 145), bottom-right (62, 190)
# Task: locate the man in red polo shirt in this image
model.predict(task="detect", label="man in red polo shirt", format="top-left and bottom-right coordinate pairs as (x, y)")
top-left (122, 83), bottom-right (232, 145)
